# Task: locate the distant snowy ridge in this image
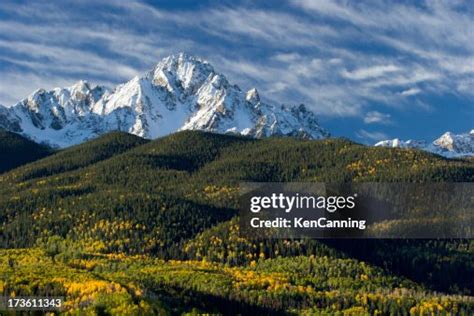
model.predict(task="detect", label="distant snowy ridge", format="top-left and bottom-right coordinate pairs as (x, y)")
top-left (375, 130), bottom-right (474, 158)
top-left (0, 53), bottom-right (328, 148)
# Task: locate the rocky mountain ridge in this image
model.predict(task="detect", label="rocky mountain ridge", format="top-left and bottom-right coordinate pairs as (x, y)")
top-left (0, 53), bottom-right (328, 147)
top-left (375, 130), bottom-right (474, 158)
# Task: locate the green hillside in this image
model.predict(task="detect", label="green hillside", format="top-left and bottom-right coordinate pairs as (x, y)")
top-left (0, 130), bottom-right (52, 174)
top-left (0, 131), bottom-right (473, 314)
top-left (1, 131), bottom-right (149, 182)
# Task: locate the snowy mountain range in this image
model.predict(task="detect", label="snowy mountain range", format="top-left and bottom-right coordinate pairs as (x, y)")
top-left (375, 130), bottom-right (474, 158)
top-left (0, 53), bottom-right (328, 148)
top-left (0, 52), bottom-right (472, 158)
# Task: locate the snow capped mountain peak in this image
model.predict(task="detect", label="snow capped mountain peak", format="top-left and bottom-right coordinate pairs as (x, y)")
top-left (434, 132), bottom-right (455, 150)
top-left (156, 52), bottom-right (210, 71)
top-left (246, 88), bottom-right (260, 104)
top-left (430, 130), bottom-right (474, 156)
top-left (70, 80), bottom-right (90, 93)
top-left (150, 52), bottom-right (215, 95)
top-left (375, 130), bottom-right (474, 158)
top-left (0, 54), bottom-right (329, 147)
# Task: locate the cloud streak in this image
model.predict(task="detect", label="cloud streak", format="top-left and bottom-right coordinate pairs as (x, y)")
top-left (342, 65), bottom-right (400, 80)
top-left (364, 111), bottom-right (392, 125)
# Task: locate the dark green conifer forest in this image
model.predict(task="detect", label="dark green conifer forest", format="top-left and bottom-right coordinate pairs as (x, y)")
top-left (0, 130), bottom-right (473, 315)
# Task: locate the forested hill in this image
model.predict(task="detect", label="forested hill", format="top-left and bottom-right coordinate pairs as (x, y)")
top-left (1, 131), bottom-right (473, 314)
top-left (0, 131), bottom-right (148, 182)
top-left (0, 130), bottom-right (52, 174)
top-left (1, 130), bottom-right (473, 251)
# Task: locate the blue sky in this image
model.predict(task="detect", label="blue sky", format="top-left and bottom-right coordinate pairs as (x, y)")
top-left (0, 0), bottom-right (472, 143)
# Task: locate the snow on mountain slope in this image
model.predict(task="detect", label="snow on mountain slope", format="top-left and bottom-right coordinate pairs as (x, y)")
top-left (429, 131), bottom-right (474, 157)
top-left (375, 130), bottom-right (474, 158)
top-left (0, 105), bottom-right (22, 133)
top-left (0, 53), bottom-right (328, 147)
top-left (374, 139), bottom-right (427, 149)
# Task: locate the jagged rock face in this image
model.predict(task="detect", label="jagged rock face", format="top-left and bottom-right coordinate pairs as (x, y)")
top-left (246, 88), bottom-right (260, 104)
top-left (375, 130), bottom-right (474, 158)
top-left (18, 81), bottom-right (105, 130)
top-left (0, 53), bottom-right (329, 147)
top-left (0, 106), bottom-right (22, 132)
top-left (1, 81), bottom-right (108, 147)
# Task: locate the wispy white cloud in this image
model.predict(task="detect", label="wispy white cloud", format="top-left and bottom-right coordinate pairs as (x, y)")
top-left (195, 7), bottom-right (339, 48)
top-left (364, 111), bottom-right (392, 124)
top-left (0, 40), bottom-right (140, 80)
top-left (342, 65), bottom-right (400, 80)
top-left (291, 0), bottom-right (474, 52)
top-left (289, 0), bottom-right (474, 95)
top-left (400, 88), bottom-right (421, 97)
top-left (272, 53), bottom-right (303, 63)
